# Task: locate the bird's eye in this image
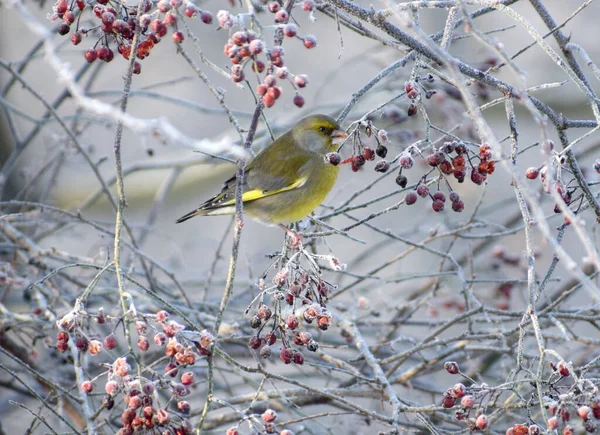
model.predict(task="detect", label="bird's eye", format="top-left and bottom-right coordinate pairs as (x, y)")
top-left (319, 127), bottom-right (326, 133)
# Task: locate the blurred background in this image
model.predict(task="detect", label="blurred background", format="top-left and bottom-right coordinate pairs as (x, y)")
top-left (1, 0), bottom-right (600, 432)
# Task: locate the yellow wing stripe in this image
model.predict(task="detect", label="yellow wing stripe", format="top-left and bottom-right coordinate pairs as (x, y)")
top-left (220, 176), bottom-right (307, 206)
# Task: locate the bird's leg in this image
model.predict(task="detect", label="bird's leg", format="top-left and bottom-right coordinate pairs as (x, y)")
top-left (279, 224), bottom-right (302, 250)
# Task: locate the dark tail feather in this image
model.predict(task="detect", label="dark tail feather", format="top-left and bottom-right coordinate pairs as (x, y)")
top-left (176, 209), bottom-right (201, 223)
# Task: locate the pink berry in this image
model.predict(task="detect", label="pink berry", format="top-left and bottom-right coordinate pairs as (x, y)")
top-left (172, 31), bottom-right (184, 43)
top-left (303, 35), bottom-right (317, 49)
top-left (81, 381), bottom-right (94, 393)
top-left (405, 192), bottom-right (417, 205)
top-left (293, 94), bottom-right (305, 108)
top-left (476, 414), bottom-right (488, 430)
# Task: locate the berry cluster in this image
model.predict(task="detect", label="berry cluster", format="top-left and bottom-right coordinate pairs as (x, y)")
top-left (49, 0), bottom-right (214, 73)
top-left (246, 248), bottom-right (340, 369)
top-left (221, 2), bottom-right (317, 109)
top-left (524, 142), bottom-right (595, 226)
top-left (56, 308), bottom-right (212, 435)
top-left (402, 141), bottom-right (496, 213)
top-left (226, 409), bottom-right (295, 435)
top-left (326, 121), bottom-right (389, 172)
top-left (404, 75), bottom-right (437, 117)
top-left (443, 357), bottom-right (600, 434)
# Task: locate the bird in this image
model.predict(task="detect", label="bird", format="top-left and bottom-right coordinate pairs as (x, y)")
top-left (176, 114), bottom-right (347, 244)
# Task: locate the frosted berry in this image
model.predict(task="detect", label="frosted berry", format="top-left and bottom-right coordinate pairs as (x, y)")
top-left (284, 23), bottom-right (297, 37)
top-left (399, 154), bottom-right (413, 169)
top-left (445, 361), bottom-right (459, 374)
top-left (376, 144), bottom-right (388, 158)
top-left (525, 167), bottom-right (539, 179)
top-left (293, 94), bottom-right (305, 108)
top-left (405, 192), bottom-right (417, 205)
top-left (432, 200), bottom-right (444, 212)
top-left (81, 381), bottom-right (94, 393)
top-left (294, 74), bottom-right (309, 88)
top-left (451, 200), bottom-right (464, 212)
top-left (416, 185), bottom-right (429, 197)
top-left (303, 35), bottom-right (317, 49)
top-left (326, 152), bottom-right (341, 166)
top-left (374, 160), bottom-right (390, 173)
top-left (476, 414), bottom-right (488, 430)
top-left (70, 31), bottom-right (82, 45)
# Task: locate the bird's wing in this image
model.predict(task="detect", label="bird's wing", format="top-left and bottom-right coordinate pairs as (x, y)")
top-left (199, 147), bottom-right (312, 210)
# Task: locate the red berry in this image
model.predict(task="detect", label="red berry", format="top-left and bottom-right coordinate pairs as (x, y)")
top-left (181, 372), bottom-right (195, 386)
top-left (452, 383), bottom-right (466, 398)
top-left (262, 409), bottom-right (277, 423)
top-left (57, 23), bottom-right (70, 35)
top-left (301, 0), bottom-right (315, 11)
top-left (557, 360), bottom-right (570, 376)
top-left (248, 39), bottom-right (264, 55)
top-left (293, 94), bottom-right (305, 108)
top-left (293, 351), bottom-right (304, 365)
top-left (445, 361), bottom-right (459, 374)
top-left (257, 84), bottom-right (268, 96)
top-left (63, 11), bottom-right (75, 23)
top-left (200, 10), bottom-right (213, 24)
top-left (579, 406), bottom-right (591, 420)
top-left (374, 160), bottom-right (390, 173)
top-left (442, 394), bottom-right (455, 408)
top-left (303, 35), bottom-right (317, 49)
top-left (294, 74), bottom-right (309, 88)
top-left (81, 381), bottom-right (94, 393)
top-left (267, 87), bottom-right (282, 100)
top-left (184, 4), bottom-right (198, 17)
top-left (172, 31), bottom-right (184, 43)
top-left (399, 154), bottom-right (414, 169)
top-left (360, 147), bottom-right (374, 161)
top-left (416, 185), bottom-right (429, 197)
top-left (133, 62), bottom-right (141, 74)
top-left (547, 417), bottom-right (559, 430)
top-left (226, 428), bottom-right (239, 435)
top-left (284, 23), bottom-right (297, 37)
top-left (461, 395), bottom-right (474, 408)
top-left (279, 347), bottom-right (293, 364)
top-left (249, 336), bottom-right (262, 349)
top-left (451, 200), bottom-right (465, 212)
top-left (274, 9), bottom-right (288, 23)
top-left (57, 331), bottom-right (69, 342)
top-left (432, 200), bottom-right (444, 212)
top-left (476, 414), bottom-right (488, 430)
top-left (268, 1), bottom-right (280, 12)
top-left (433, 192), bottom-right (446, 203)
top-left (405, 192), bottom-right (417, 205)
top-left (56, 341), bottom-right (68, 352)
top-left (525, 167), bottom-right (539, 179)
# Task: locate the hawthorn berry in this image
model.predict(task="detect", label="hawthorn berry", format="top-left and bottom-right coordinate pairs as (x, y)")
top-left (405, 192), bottom-right (418, 205)
top-left (293, 94), bottom-right (305, 107)
top-left (374, 160), bottom-right (390, 172)
top-left (303, 35), bottom-right (317, 49)
top-left (432, 200), bottom-right (444, 212)
top-left (416, 185), bottom-right (429, 197)
top-left (172, 31), bottom-right (184, 43)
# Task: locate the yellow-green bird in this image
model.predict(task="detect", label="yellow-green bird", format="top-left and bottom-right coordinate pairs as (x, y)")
top-left (176, 114), bottom-right (347, 235)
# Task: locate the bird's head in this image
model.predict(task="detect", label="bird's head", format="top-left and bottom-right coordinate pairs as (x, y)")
top-left (292, 114), bottom-right (348, 154)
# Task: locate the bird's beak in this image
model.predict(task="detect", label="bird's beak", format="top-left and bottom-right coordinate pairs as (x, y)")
top-left (330, 129), bottom-right (348, 146)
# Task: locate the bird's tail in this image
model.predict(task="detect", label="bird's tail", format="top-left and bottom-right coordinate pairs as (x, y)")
top-left (176, 194), bottom-right (235, 223)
